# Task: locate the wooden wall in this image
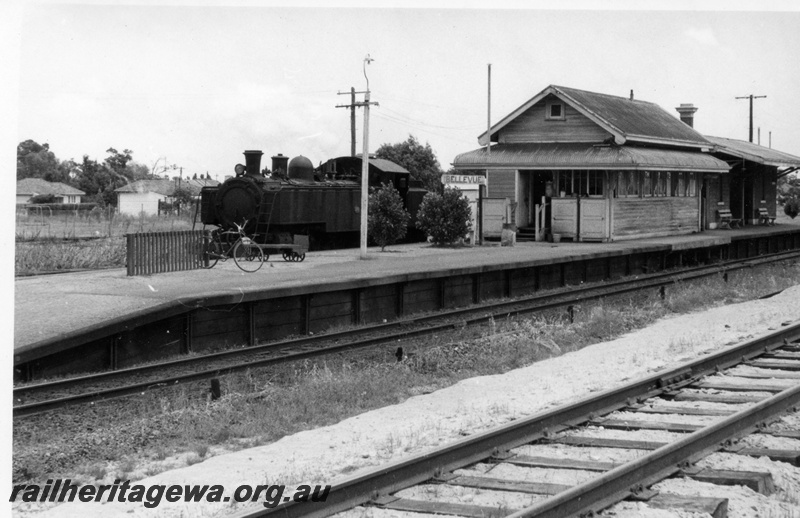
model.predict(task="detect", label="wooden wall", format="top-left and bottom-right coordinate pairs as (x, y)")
top-left (487, 170), bottom-right (517, 225)
top-left (612, 197), bottom-right (698, 239)
top-left (499, 94), bottom-right (611, 144)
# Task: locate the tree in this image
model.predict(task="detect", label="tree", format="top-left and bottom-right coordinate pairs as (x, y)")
top-left (778, 173), bottom-right (800, 219)
top-left (375, 135), bottom-right (444, 193)
top-left (785, 199), bottom-right (800, 219)
top-left (29, 194), bottom-right (56, 204)
top-left (73, 155), bottom-right (122, 207)
top-left (125, 161), bottom-right (151, 181)
top-left (416, 187), bottom-right (473, 245)
top-left (17, 140), bottom-right (63, 181)
top-left (104, 148), bottom-right (133, 177)
top-left (172, 186), bottom-right (194, 210)
top-left (368, 183), bottom-right (411, 251)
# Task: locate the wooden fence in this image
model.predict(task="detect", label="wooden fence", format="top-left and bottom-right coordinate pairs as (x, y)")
top-left (126, 230), bottom-right (205, 276)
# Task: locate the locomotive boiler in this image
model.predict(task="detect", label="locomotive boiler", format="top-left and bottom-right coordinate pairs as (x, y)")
top-left (199, 150), bottom-right (427, 250)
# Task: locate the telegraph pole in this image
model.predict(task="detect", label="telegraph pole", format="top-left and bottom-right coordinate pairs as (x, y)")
top-left (735, 94), bottom-right (767, 143)
top-left (337, 87), bottom-right (364, 157)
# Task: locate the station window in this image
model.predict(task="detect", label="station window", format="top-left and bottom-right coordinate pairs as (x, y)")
top-left (586, 170), bottom-right (604, 196)
top-left (672, 172), bottom-right (683, 196)
top-left (546, 101), bottom-right (566, 121)
top-left (652, 172), bottom-right (668, 196)
top-left (643, 172), bottom-right (652, 197)
top-left (556, 171), bottom-right (574, 196)
top-left (625, 171), bottom-right (639, 196)
top-left (686, 173), bottom-right (697, 196)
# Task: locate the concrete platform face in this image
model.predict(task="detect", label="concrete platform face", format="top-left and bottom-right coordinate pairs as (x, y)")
top-left (13, 222), bottom-right (800, 357)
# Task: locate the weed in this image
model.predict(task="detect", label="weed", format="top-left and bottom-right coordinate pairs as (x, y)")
top-left (185, 453), bottom-right (204, 466)
top-left (192, 443), bottom-right (209, 458)
top-left (83, 462), bottom-right (107, 481)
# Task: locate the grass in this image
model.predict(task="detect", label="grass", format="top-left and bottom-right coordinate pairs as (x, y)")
top-left (14, 208), bottom-right (198, 275)
top-left (15, 207), bottom-right (197, 240)
top-left (11, 260), bottom-right (800, 485)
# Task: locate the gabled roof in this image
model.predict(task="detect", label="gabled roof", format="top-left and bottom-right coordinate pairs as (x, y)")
top-left (115, 178), bottom-right (219, 196)
top-left (453, 143), bottom-right (729, 172)
top-left (16, 178), bottom-right (85, 196)
top-left (479, 85), bottom-right (712, 150)
top-left (706, 136), bottom-right (800, 168)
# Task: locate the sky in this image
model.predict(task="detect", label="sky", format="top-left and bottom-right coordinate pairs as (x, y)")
top-left (5, 1), bottom-right (800, 183)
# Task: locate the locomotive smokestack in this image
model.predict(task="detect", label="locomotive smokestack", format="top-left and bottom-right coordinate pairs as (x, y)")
top-left (272, 154), bottom-right (289, 177)
top-left (244, 150), bottom-right (264, 176)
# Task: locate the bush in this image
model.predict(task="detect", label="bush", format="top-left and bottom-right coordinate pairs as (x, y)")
top-left (29, 194), bottom-right (56, 204)
top-left (368, 183), bottom-right (411, 251)
top-left (784, 198), bottom-right (800, 219)
top-left (416, 187), bottom-right (472, 245)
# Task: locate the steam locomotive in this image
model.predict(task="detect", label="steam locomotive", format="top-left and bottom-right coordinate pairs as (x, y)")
top-left (198, 150), bottom-right (427, 250)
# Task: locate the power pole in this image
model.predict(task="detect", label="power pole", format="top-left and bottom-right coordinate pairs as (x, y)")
top-left (336, 87), bottom-right (367, 157)
top-left (735, 94), bottom-right (767, 143)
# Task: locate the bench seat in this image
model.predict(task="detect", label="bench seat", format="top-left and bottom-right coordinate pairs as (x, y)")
top-left (758, 207), bottom-right (776, 226)
top-left (717, 209), bottom-right (741, 230)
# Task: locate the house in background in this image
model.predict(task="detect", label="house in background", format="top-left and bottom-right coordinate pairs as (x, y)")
top-left (115, 178), bottom-right (219, 216)
top-left (453, 85), bottom-right (730, 242)
top-left (16, 178), bottom-right (85, 204)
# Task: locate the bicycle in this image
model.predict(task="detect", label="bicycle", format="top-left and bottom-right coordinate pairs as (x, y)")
top-left (197, 221), bottom-right (266, 273)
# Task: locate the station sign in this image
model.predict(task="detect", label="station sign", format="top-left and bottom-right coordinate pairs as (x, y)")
top-left (441, 174), bottom-right (487, 185)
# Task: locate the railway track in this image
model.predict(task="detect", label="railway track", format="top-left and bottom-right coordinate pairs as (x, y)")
top-left (232, 323), bottom-right (800, 518)
top-left (13, 248), bottom-right (800, 418)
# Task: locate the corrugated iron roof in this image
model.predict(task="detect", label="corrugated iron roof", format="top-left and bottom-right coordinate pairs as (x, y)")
top-left (325, 156), bottom-right (410, 174)
top-left (370, 158), bottom-right (410, 174)
top-left (480, 85), bottom-right (712, 149)
top-left (706, 136), bottom-right (800, 167)
top-left (554, 86), bottom-right (711, 146)
top-left (16, 178), bottom-right (85, 196)
top-left (453, 143), bottom-right (730, 172)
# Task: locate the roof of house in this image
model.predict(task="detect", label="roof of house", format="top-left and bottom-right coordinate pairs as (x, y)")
top-left (115, 178), bottom-right (219, 196)
top-left (453, 143), bottom-right (729, 172)
top-left (706, 136), bottom-right (800, 168)
top-left (16, 178), bottom-right (85, 196)
top-left (479, 85), bottom-right (712, 149)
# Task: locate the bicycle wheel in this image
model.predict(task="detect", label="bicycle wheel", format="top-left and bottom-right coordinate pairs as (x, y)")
top-left (196, 236), bottom-right (220, 269)
top-left (232, 239), bottom-right (264, 272)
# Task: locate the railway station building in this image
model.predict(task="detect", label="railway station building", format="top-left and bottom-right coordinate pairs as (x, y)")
top-left (453, 85), bottom-right (800, 242)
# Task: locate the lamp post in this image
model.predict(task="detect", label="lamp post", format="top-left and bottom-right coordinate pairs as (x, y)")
top-left (360, 54), bottom-right (375, 259)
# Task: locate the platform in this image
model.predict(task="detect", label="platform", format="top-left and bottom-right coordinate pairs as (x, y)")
top-left (13, 223), bottom-right (800, 377)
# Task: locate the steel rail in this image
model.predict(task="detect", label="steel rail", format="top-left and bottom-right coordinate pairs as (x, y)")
top-left (13, 249), bottom-right (800, 417)
top-left (507, 383), bottom-right (800, 518)
top-left (230, 322), bottom-right (800, 518)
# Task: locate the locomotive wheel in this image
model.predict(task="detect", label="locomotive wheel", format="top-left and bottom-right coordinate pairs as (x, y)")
top-left (232, 240), bottom-right (264, 273)
top-left (196, 236), bottom-right (220, 269)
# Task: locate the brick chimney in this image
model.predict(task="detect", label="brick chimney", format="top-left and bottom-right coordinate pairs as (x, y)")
top-left (676, 103), bottom-right (698, 128)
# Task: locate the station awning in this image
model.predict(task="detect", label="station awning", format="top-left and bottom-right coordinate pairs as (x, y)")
top-left (453, 143), bottom-right (730, 173)
top-left (706, 135), bottom-right (800, 168)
